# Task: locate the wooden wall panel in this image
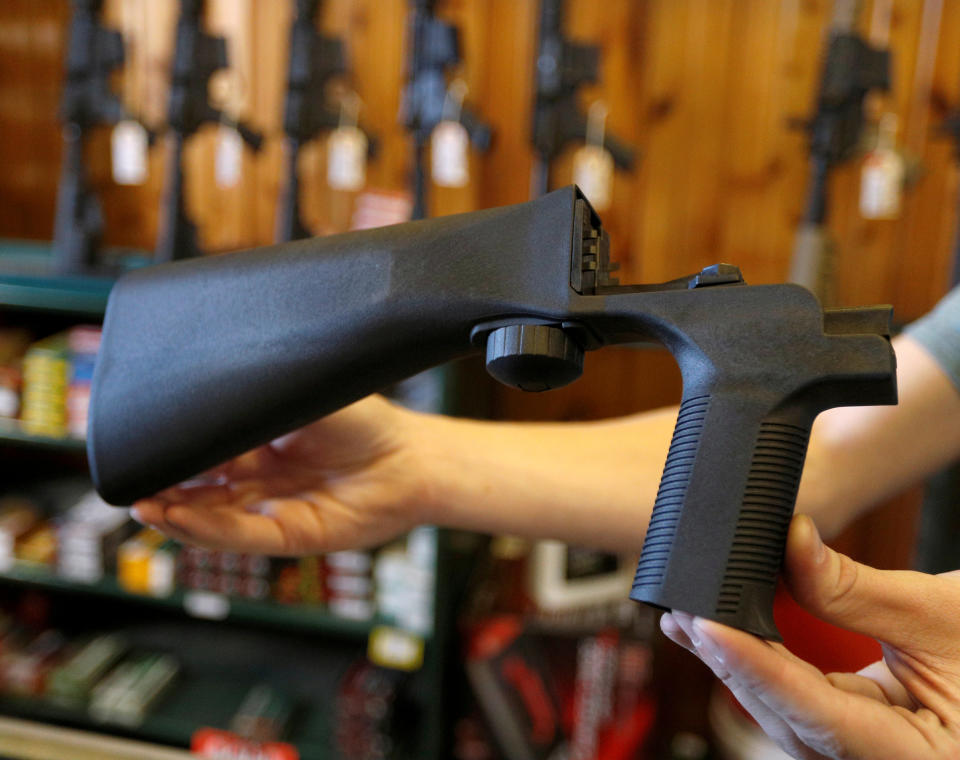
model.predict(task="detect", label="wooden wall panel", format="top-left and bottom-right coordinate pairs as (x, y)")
top-left (0, 0), bottom-right (956, 574)
top-left (3, 0), bottom-right (958, 321)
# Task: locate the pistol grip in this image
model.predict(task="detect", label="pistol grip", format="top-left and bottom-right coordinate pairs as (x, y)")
top-left (630, 394), bottom-right (813, 641)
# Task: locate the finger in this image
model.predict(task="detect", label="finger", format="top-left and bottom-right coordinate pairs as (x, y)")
top-left (660, 612), bottom-right (696, 654)
top-left (161, 504), bottom-right (291, 554)
top-left (694, 617), bottom-right (924, 759)
top-left (670, 615), bottom-right (817, 759)
top-left (825, 672), bottom-right (900, 705)
top-left (785, 515), bottom-right (960, 651)
top-left (153, 483), bottom-right (235, 509)
top-left (131, 500), bottom-right (164, 526)
top-left (856, 660), bottom-right (917, 709)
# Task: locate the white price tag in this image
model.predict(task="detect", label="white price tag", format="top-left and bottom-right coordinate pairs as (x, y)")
top-left (215, 125), bottom-right (244, 188)
top-left (327, 126), bottom-right (367, 191)
top-left (0, 532), bottom-right (13, 573)
top-left (860, 148), bottom-right (904, 220)
top-left (184, 590), bottom-right (230, 620)
top-left (573, 144), bottom-right (614, 211)
top-left (111, 120), bottom-right (148, 186)
top-left (431, 120), bottom-right (470, 187)
top-left (367, 625), bottom-right (424, 672)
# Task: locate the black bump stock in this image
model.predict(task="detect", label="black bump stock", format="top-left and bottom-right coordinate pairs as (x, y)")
top-left (88, 186), bottom-right (897, 638)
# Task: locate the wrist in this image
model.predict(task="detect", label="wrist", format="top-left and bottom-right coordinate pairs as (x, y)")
top-left (392, 405), bottom-right (459, 527)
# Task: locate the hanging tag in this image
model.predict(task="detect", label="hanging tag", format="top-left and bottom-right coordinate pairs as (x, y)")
top-left (431, 79), bottom-right (470, 187)
top-left (573, 100), bottom-right (614, 210)
top-left (860, 113), bottom-right (904, 220)
top-left (111, 119), bottom-right (148, 185)
top-left (431, 121), bottom-right (470, 187)
top-left (860, 154), bottom-right (903, 219)
top-left (573, 145), bottom-right (614, 211)
top-left (860, 148), bottom-right (904, 219)
top-left (215, 125), bottom-right (244, 188)
top-left (327, 126), bottom-right (368, 191)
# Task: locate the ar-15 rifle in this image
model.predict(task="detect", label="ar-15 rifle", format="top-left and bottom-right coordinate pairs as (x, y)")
top-left (530, 0), bottom-right (636, 198)
top-left (276, 0), bottom-right (376, 242)
top-left (88, 186), bottom-right (897, 641)
top-left (401, 0), bottom-right (492, 220)
top-left (53, 0), bottom-right (145, 275)
top-left (155, 0), bottom-right (263, 263)
top-left (789, 0), bottom-right (890, 304)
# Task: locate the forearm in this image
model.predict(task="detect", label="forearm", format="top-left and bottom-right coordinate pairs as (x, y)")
top-left (800, 334), bottom-right (960, 537)
top-left (413, 334), bottom-right (960, 553)
top-left (415, 405), bottom-right (677, 554)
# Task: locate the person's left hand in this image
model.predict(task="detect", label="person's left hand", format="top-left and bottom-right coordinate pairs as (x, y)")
top-left (660, 515), bottom-right (960, 760)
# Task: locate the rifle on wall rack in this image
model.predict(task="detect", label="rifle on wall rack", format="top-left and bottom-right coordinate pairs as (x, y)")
top-left (53, 0), bottom-right (149, 275)
top-left (530, 0), bottom-right (636, 199)
top-left (276, 0), bottom-right (376, 242)
top-left (400, 0), bottom-right (492, 220)
top-left (789, 0), bottom-right (891, 304)
top-left (155, 0), bottom-right (263, 263)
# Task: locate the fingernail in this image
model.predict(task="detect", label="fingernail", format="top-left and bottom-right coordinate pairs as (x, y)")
top-left (693, 618), bottom-right (724, 665)
top-left (244, 499), bottom-right (273, 515)
top-left (810, 518), bottom-right (826, 563)
top-left (660, 613), bottom-right (679, 636)
top-left (129, 507), bottom-right (145, 525)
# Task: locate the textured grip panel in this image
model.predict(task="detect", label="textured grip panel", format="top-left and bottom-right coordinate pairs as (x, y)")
top-left (716, 422), bottom-right (810, 619)
top-left (632, 395), bottom-right (710, 595)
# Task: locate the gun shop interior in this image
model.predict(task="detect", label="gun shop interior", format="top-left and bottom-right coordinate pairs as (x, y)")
top-left (0, 1), bottom-right (955, 759)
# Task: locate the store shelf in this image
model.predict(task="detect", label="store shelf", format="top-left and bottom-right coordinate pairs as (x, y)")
top-left (0, 421), bottom-right (87, 453)
top-left (0, 239), bottom-right (149, 316)
top-left (0, 673), bottom-right (330, 757)
top-left (0, 715), bottom-right (193, 760)
top-left (0, 562), bottom-right (384, 640)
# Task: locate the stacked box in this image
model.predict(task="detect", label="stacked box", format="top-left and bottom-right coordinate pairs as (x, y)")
top-left (17, 327), bottom-right (101, 439)
top-left (335, 661), bottom-right (403, 760)
top-left (57, 492), bottom-right (136, 583)
top-left (89, 652), bottom-right (179, 726)
top-left (0, 328), bottom-right (30, 422)
top-left (47, 633), bottom-right (128, 706)
top-left (178, 547), bottom-right (272, 600)
top-left (0, 497), bottom-right (41, 571)
top-left (19, 334), bottom-right (69, 438)
top-left (117, 528), bottom-right (177, 597)
top-left (15, 522), bottom-right (57, 567)
top-left (229, 683), bottom-right (294, 743)
top-left (326, 551), bottom-right (374, 621)
top-left (272, 556), bottom-right (325, 606)
top-left (0, 629), bottom-right (66, 696)
top-left (374, 527), bottom-right (436, 634)
top-left (65, 327), bottom-right (100, 439)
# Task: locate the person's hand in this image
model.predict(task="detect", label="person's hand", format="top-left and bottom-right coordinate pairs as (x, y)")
top-left (660, 515), bottom-right (960, 760)
top-left (131, 395), bottom-right (428, 555)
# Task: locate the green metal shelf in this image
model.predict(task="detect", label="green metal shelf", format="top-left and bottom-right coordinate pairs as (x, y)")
top-left (0, 673), bottom-right (331, 757)
top-left (0, 239), bottom-right (149, 317)
top-left (0, 562), bottom-right (384, 640)
top-left (0, 422), bottom-right (87, 453)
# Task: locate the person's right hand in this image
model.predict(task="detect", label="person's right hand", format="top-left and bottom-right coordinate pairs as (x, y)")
top-left (130, 395), bottom-right (428, 555)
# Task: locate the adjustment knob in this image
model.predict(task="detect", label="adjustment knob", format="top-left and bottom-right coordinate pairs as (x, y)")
top-left (484, 324), bottom-right (583, 392)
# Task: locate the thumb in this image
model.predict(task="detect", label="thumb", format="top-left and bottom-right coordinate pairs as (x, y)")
top-left (784, 515), bottom-right (960, 651)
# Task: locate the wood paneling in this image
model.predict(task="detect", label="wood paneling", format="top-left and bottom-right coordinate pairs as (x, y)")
top-left (0, 0), bottom-right (950, 570)
top-left (1, 0), bottom-right (958, 318)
